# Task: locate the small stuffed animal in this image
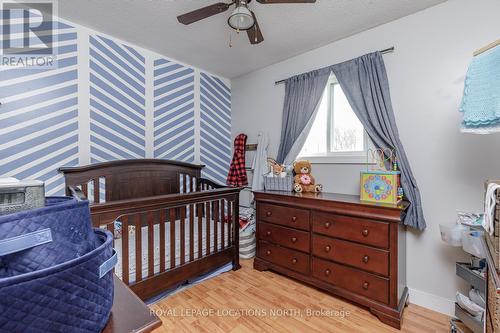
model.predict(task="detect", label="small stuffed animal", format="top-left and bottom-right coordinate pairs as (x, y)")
top-left (267, 158), bottom-right (285, 177)
top-left (293, 160), bottom-right (323, 193)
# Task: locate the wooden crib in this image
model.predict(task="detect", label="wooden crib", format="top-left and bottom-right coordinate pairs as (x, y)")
top-left (59, 159), bottom-right (241, 300)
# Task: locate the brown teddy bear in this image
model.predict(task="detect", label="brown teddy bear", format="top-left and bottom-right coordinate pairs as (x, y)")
top-left (293, 160), bottom-right (323, 193)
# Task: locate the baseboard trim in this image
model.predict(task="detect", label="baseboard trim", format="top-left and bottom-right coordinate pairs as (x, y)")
top-left (408, 288), bottom-right (455, 316)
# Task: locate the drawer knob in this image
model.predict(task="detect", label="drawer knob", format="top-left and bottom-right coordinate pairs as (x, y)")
top-left (266, 231), bottom-right (272, 236)
top-left (291, 237), bottom-right (298, 243)
top-left (292, 216), bottom-right (297, 222)
top-left (324, 269), bottom-right (331, 276)
top-left (362, 281), bottom-right (370, 290)
top-left (266, 250), bottom-right (272, 256)
top-left (362, 228), bottom-right (369, 237)
top-left (291, 258), bottom-right (298, 264)
top-left (324, 245), bottom-right (331, 252)
top-left (324, 222), bottom-right (331, 228)
top-left (266, 211), bottom-right (272, 217)
top-left (363, 255), bottom-right (370, 263)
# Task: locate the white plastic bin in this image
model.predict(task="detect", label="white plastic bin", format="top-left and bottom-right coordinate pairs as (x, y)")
top-left (440, 224), bottom-right (469, 247)
top-left (462, 230), bottom-right (485, 258)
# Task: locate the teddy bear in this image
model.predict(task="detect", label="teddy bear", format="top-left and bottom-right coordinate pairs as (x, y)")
top-left (293, 160), bottom-right (323, 193)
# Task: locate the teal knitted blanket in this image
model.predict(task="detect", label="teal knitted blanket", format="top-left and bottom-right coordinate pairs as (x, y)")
top-left (460, 45), bottom-right (500, 128)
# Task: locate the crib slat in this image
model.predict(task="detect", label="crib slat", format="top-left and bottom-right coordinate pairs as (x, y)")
top-left (93, 178), bottom-right (100, 203)
top-left (197, 204), bottom-right (203, 259)
top-left (121, 215), bottom-right (129, 285)
top-left (135, 213), bottom-right (142, 282)
top-left (81, 183), bottom-right (88, 198)
top-left (183, 174), bottom-right (187, 193)
top-left (189, 204), bottom-right (194, 262)
top-left (108, 221), bottom-right (115, 248)
top-left (180, 206), bottom-right (186, 265)
top-left (190, 177), bottom-right (195, 193)
top-left (214, 200), bottom-right (219, 252)
top-left (232, 200), bottom-right (237, 250)
top-left (170, 208), bottom-right (176, 269)
top-left (227, 201), bottom-right (233, 246)
top-left (147, 212), bottom-right (154, 277)
top-left (221, 200), bottom-right (225, 249)
top-left (103, 177), bottom-right (110, 202)
top-left (205, 201), bottom-right (211, 255)
top-left (159, 209), bottom-right (166, 273)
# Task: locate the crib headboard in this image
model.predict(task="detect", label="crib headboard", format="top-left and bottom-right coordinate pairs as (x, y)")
top-left (59, 159), bottom-right (204, 202)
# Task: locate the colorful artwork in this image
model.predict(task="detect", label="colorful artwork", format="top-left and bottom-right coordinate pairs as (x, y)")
top-left (360, 171), bottom-right (401, 205)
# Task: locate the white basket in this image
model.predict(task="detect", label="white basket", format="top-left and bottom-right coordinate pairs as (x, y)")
top-left (263, 175), bottom-right (293, 192)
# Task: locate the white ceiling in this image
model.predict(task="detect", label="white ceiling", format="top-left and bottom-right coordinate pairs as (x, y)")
top-left (57, 0), bottom-right (446, 78)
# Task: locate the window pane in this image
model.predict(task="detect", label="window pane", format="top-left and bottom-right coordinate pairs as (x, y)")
top-left (299, 87), bottom-right (328, 156)
top-left (331, 84), bottom-right (364, 152)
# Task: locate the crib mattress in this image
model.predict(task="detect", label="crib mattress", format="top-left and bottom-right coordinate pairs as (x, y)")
top-left (114, 217), bottom-right (229, 283)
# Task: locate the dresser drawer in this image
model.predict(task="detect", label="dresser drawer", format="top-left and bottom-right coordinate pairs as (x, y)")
top-left (258, 203), bottom-right (310, 231)
top-left (312, 212), bottom-right (389, 249)
top-left (312, 235), bottom-right (389, 276)
top-left (259, 222), bottom-right (310, 252)
top-left (312, 257), bottom-right (389, 304)
top-left (258, 241), bottom-right (310, 274)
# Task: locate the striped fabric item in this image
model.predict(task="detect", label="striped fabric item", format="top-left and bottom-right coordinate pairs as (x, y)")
top-left (239, 229), bottom-right (256, 259)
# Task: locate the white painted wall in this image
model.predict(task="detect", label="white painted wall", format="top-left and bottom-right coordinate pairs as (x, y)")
top-left (231, 0), bottom-right (500, 315)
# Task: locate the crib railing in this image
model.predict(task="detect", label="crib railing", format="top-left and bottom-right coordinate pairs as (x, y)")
top-left (59, 159), bottom-right (241, 300)
top-left (86, 188), bottom-right (240, 300)
top-left (67, 172), bottom-right (217, 204)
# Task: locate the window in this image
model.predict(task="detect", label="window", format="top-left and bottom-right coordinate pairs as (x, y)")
top-left (298, 75), bottom-right (371, 164)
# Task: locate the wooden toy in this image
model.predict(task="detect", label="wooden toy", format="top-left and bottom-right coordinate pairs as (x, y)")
top-left (360, 148), bottom-right (402, 205)
top-left (360, 171), bottom-right (401, 205)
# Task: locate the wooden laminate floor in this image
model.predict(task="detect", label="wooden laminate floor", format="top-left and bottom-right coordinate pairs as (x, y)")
top-left (150, 259), bottom-right (449, 333)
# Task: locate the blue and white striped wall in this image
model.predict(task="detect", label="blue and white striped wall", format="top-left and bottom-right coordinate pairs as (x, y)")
top-left (200, 73), bottom-right (232, 184)
top-left (0, 19), bottom-right (79, 195)
top-left (0, 17), bottom-right (231, 195)
top-left (153, 58), bottom-right (195, 162)
top-left (89, 35), bottom-right (146, 163)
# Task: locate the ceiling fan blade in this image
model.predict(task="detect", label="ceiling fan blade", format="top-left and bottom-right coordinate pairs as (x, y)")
top-left (247, 11), bottom-right (264, 45)
top-left (177, 2), bottom-right (231, 25)
top-left (256, 0), bottom-right (315, 3)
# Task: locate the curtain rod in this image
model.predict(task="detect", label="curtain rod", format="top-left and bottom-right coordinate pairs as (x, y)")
top-left (274, 46), bottom-right (395, 85)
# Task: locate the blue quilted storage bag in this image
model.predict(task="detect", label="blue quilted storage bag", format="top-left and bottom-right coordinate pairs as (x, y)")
top-left (0, 229), bottom-right (116, 333)
top-left (0, 197), bottom-right (96, 277)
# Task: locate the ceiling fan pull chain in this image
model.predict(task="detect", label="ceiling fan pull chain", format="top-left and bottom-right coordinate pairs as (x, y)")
top-left (229, 31), bottom-right (233, 48)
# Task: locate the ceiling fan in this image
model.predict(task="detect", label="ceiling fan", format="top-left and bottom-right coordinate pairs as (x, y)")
top-left (177, 0), bottom-right (316, 45)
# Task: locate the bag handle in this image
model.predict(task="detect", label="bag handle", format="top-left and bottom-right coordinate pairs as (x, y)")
top-left (99, 249), bottom-right (118, 278)
top-left (0, 228), bottom-right (52, 256)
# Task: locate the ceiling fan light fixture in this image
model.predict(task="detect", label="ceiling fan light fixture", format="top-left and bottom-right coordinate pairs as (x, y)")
top-left (227, 3), bottom-right (254, 31)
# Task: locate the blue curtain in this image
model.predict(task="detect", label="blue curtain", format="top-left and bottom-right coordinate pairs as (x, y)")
top-left (331, 52), bottom-right (426, 230)
top-left (276, 51), bottom-right (426, 230)
top-left (276, 69), bottom-right (330, 163)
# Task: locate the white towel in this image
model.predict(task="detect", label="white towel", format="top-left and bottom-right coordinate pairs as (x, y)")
top-left (483, 183), bottom-right (500, 235)
top-left (251, 132), bottom-right (269, 193)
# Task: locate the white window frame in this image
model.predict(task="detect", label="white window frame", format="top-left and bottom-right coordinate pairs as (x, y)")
top-left (298, 76), bottom-right (374, 165)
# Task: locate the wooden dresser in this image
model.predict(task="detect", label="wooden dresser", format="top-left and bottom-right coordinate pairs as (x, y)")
top-left (253, 190), bottom-right (408, 329)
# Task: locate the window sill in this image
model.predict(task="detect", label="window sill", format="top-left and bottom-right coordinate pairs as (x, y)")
top-left (298, 155), bottom-right (375, 165)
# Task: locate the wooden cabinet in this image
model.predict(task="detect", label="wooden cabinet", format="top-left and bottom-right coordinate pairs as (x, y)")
top-left (253, 191), bottom-right (408, 329)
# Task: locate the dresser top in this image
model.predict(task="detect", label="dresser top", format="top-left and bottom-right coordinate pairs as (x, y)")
top-left (253, 190), bottom-right (409, 211)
